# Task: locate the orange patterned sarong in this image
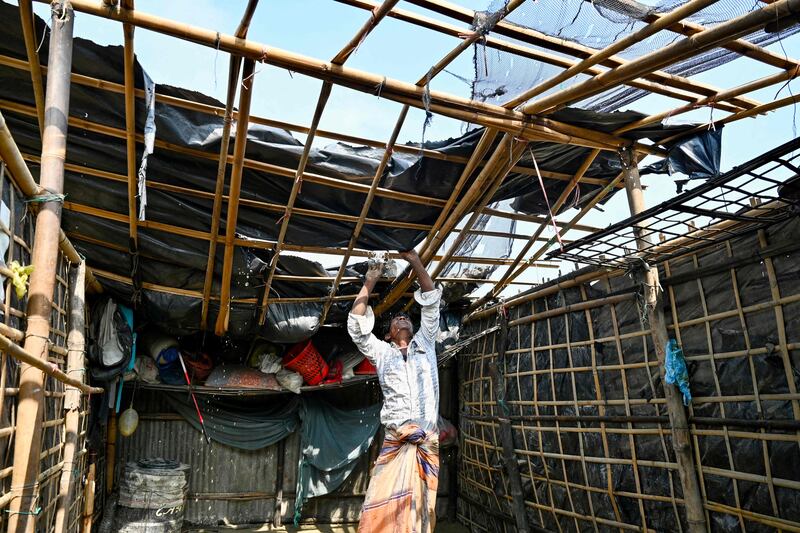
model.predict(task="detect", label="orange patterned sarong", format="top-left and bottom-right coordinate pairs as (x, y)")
top-left (358, 424), bottom-right (439, 533)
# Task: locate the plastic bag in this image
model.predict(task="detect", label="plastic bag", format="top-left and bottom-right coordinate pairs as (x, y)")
top-left (259, 353), bottom-right (282, 375)
top-left (98, 301), bottom-right (125, 367)
top-left (665, 339), bottom-right (692, 405)
top-left (134, 357), bottom-right (159, 383)
top-left (277, 368), bottom-right (303, 394)
top-left (438, 415), bottom-right (458, 448)
top-left (262, 303), bottom-right (322, 344)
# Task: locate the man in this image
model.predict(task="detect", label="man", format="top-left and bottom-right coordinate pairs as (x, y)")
top-left (347, 249), bottom-right (441, 533)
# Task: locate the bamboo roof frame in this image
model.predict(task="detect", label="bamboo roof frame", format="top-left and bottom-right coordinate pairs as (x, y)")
top-left (0, 0), bottom-right (796, 328)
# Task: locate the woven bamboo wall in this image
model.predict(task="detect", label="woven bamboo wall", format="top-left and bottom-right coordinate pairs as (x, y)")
top-left (457, 217), bottom-right (800, 532)
top-left (0, 161), bottom-right (88, 532)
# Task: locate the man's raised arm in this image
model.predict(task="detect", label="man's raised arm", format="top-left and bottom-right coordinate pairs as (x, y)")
top-left (400, 250), bottom-right (440, 345)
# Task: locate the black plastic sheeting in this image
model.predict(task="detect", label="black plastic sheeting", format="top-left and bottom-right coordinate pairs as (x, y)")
top-left (0, 1), bottom-right (721, 337)
top-left (458, 218), bottom-right (800, 532)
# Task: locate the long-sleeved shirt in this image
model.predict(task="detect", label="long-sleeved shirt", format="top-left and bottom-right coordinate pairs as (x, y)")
top-left (347, 288), bottom-right (441, 432)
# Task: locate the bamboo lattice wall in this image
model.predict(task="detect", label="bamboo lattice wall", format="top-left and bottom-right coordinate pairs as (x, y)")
top-left (457, 217), bottom-right (800, 532)
top-left (0, 161), bottom-right (89, 532)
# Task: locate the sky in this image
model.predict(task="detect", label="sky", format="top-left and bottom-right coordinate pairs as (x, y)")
top-left (20, 0), bottom-right (800, 295)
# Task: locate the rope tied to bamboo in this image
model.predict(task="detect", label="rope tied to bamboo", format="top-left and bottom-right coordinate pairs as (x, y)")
top-left (626, 256), bottom-right (662, 328)
top-left (23, 191), bottom-right (66, 204)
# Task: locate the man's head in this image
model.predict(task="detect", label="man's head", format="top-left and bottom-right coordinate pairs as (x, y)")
top-left (384, 311), bottom-right (414, 342)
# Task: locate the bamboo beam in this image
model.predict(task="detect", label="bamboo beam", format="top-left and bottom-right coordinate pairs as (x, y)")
top-left (657, 91), bottom-right (800, 146)
top-left (8, 4), bottom-right (75, 528)
top-left (621, 152), bottom-right (706, 533)
top-left (31, 0), bottom-right (658, 155)
top-left (122, 0), bottom-right (139, 306)
top-left (201, 0), bottom-right (259, 330)
top-left (18, 0), bottom-right (45, 138)
top-left (429, 138), bottom-right (529, 283)
top-left (319, 0), bottom-right (525, 324)
top-left (521, 0), bottom-right (800, 114)
top-left (54, 261), bottom-right (86, 533)
top-left (617, 66), bottom-right (800, 135)
top-left (20, 150), bottom-right (433, 230)
top-left (257, 0), bottom-right (400, 328)
top-left (341, 0), bottom-right (752, 112)
top-left (214, 58), bottom-right (255, 336)
top-left (0, 52), bottom-right (637, 184)
top-left (504, 0), bottom-right (720, 108)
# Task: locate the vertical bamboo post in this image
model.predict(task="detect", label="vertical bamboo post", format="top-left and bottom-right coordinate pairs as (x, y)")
top-left (105, 412), bottom-right (117, 496)
top-left (54, 261), bottom-right (86, 533)
top-left (6, 3), bottom-right (74, 531)
top-left (621, 147), bottom-right (707, 533)
top-left (214, 58), bottom-right (255, 336)
top-left (81, 453), bottom-right (96, 533)
top-left (487, 310), bottom-right (530, 533)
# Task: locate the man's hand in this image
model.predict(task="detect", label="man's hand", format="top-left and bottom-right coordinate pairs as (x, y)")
top-left (399, 249), bottom-right (420, 264)
top-left (399, 249), bottom-right (434, 292)
top-left (365, 260), bottom-right (383, 282)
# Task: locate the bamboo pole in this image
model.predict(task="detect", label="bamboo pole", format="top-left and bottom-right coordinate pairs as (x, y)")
top-left (122, 1), bottom-right (136, 237)
top-left (503, 0), bottom-right (720, 108)
top-left (658, 91), bottom-right (800, 146)
top-left (105, 412), bottom-right (117, 496)
top-left (521, 0), bottom-right (800, 114)
top-left (30, 0), bottom-right (655, 155)
top-left (487, 311), bottom-right (530, 532)
top-left (54, 262), bottom-right (86, 533)
top-left (18, 0), bottom-right (45, 138)
top-left (0, 332), bottom-right (100, 395)
top-left (256, 0), bottom-right (400, 328)
top-left (81, 455), bottom-right (95, 533)
top-left (201, 0), bottom-right (259, 330)
top-left (7, 4), bottom-right (75, 530)
top-left (214, 59), bottom-right (255, 336)
top-left (620, 150), bottom-right (707, 533)
top-left (343, 0), bottom-right (753, 112)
